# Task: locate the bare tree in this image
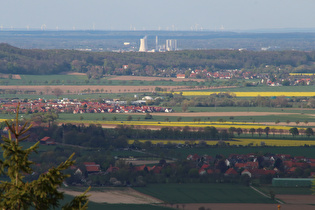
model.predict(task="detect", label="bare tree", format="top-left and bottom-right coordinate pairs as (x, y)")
top-left (53, 87), bottom-right (63, 98)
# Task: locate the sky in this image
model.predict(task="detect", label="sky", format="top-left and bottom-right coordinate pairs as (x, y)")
top-left (1, 0), bottom-right (315, 31)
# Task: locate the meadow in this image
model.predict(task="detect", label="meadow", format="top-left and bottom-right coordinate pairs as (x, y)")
top-left (198, 85), bottom-right (315, 93)
top-left (128, 137), bottom-right (315, 147)
top-left (256, 186), bottom-right (312, 195)
top-left (164, 147), bottom-right (315, 159)
top-left (176, 91), bottom-right (315, 97)
top-left (134, 183), bottom-right (277, 204)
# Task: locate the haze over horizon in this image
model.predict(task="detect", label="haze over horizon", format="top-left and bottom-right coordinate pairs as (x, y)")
top-left (1, 0), bottom-right (315, 32)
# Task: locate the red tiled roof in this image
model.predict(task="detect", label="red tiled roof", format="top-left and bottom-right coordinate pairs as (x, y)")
top-left (225, 168), bottom-right (238, 175)
top-left (86, 165), bottom-right (100, 172)
top-left (106, 165), bottom-right (119, 173)
top-left (135, 165), bottom-right (147, 171)
top-left (40, 136), bottom-right (50, 142)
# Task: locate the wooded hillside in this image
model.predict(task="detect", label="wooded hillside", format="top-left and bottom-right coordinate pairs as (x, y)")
top-left (0, 43), bottom-right (315, 75)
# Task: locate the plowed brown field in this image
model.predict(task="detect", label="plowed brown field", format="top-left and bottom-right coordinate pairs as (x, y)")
top-left (0, 85), bottom-right (232, 94)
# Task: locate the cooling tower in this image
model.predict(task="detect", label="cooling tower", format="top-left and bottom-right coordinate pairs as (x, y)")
top-left (139, 36), bottom-right (148, 52)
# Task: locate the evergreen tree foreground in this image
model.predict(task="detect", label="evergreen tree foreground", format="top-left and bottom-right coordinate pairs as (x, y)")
top-left (0, 104), bottom-right (89, 209)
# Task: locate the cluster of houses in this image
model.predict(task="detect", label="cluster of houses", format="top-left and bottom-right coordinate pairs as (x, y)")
top-left (176, 68), bottom-right (314, 87)
top-left (177, 69), bottom-right (265, 80)
top-left (187, 153), bottom-right (315, 178)
top-left (67, 152), bottom-right (315, 185)
top-left (0, 98), bottom-right (173, 114)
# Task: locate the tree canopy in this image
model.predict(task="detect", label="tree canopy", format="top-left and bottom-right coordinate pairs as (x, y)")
top-left (1, 43), bottom-right (315, 76)
top-left (0, 105), bottom-right (89, 209)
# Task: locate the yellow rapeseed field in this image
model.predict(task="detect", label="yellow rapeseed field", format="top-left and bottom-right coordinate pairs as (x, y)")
top-left (128, 138), bottom-right (315, 147)
top-left (232, 138), bottom-right (315, 146)
top-left (122, 121), bottom-right (290, 130)
top-left (128, 139), bottom-right (219, 145)
top-left (289, 73), bottom-right (315, 76)
top-left (67, 120), bottom-right (292, 130)
top-left (174, 91), bottom-right (315, 97)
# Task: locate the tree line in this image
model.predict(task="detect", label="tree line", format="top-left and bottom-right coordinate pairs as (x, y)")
top-left (31, 123), bottom-right (315, 151)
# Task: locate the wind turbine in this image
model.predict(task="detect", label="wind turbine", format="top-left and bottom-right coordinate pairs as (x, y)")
top-left (41, 24), bottom-right (47, 31)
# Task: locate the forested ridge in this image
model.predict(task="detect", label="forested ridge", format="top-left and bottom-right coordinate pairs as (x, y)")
top-left (1, 43), bottom-right (315, 75)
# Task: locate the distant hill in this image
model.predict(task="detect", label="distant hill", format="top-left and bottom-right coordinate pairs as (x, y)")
top-left (0, 43), bottom-right (315, 76)
top-left (1, 30), bottom-right (315, 51)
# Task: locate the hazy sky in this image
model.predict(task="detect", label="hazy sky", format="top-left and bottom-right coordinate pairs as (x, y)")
top-left (1, 0), bottom-right (315, 31)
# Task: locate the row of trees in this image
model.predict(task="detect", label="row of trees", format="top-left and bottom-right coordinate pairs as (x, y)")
top-left (31, 122), bottom-right (315, 152)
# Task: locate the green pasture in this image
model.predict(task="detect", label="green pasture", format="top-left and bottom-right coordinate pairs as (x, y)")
top-left (166, 147), bottom-right (315, 159)
top-left (134, 183), bottom-right (277, 204)
top-left (205, 85), bottom-right (315, 92)
top-left (213, 114), bottom-right (315, 123)
top-left (176, 106), bottom-right (315, 114)
top-left (56, 112), bottom-right (315, 125)
top-left (0, 74), bottom-right (250, 87)
top-left (257, 186), bottom-right (312, 195)
top-left (57, 113), bottom-right (201, 123)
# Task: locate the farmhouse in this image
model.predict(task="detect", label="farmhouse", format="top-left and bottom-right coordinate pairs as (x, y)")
top-left (40, 136), bottom-right (55, 145)
top-left (83, 162), bottom-right (101, 174)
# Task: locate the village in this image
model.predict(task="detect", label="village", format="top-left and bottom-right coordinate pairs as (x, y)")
top-left (0, 97), bottom-right (173, 114)
top-left (57, 147), bottom-right (315, 187)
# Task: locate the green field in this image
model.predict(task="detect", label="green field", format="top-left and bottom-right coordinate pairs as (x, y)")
top-left (134, 183), bottom-right (277, 204)
top-left (55, 112), bottom-right (315, 125)
top-left (165, 147), bottom-right (315, 159)
top-left (208, 85), bottom-right (315, 92)
top-left (176, 106), bottom-right (315, 114)
top-left (257, 186), bottom-right (312, 195)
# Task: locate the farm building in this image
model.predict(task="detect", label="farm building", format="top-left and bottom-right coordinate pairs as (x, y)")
top-left (40, 136), bottom-right (56, 145)
top-left (272, 178), bottom-right (314, 187)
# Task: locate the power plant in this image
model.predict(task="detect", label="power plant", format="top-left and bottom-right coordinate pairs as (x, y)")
top-left (166, 39), bottom-right (177, 51)
top-left (138, 36), bottom-right (177, 52)
top-left (139, 36), bottom-right (148, 52)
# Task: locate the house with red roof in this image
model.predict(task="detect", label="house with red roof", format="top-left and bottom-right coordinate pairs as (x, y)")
top-left (224, 168), bottom-right (238, 176)
top-left (147, 166), bottom-right (162, 174)
top-left (83, 162), bottom-right (101, 174)
top-left (105, 165), bottom-right (119, 174)
top-left (134, 165), bottom-right (148, 172)
top-left (176, 74), bottom-right (185, 79)
top-left (235, 161), bottom-right (259, 169)
top-left (40, 136), bottom-right (55, 145)
top-left (241, 169), bottom-right (276, 178)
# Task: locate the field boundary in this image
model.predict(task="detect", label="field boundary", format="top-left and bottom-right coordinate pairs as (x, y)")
top-left (250, 186), bottom-right (284, 204)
